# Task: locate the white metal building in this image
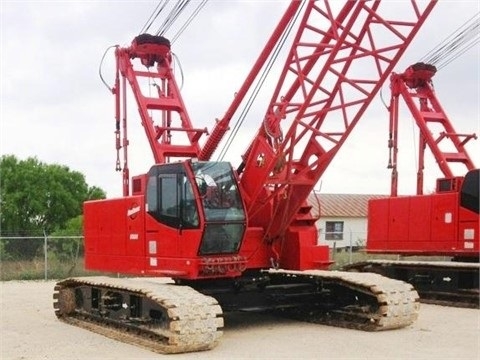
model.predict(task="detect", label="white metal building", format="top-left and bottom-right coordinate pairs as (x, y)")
top-left (308, 193), bottom-right (388, 249)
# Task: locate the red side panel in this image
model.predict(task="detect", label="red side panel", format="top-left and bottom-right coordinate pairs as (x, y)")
top-left (388, 197), bottom-right (410, 247)
top-left (367, 193), bottom-right (475, 257)
top-left (84, 196), bottom-right (203, 278)
top-left (457, 207), bottom-right (479, 253)
top-left (408, 196), bottom-right (432, 245)
top-left (84, 196), bottom-right (145, 274)
top-left (367, 199), bottom-right (390, 250)
top-left (430, 194), bottom-right (457, 246)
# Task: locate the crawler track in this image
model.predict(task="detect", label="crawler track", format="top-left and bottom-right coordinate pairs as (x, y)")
top-left (344, 260), bottom-right (480, 309)
top-left (53, 270), bottom-right (420, 354)
top-left (267, 269), bottom-right (420, 331)
top-left (53, 277), bottom-right (223, 354)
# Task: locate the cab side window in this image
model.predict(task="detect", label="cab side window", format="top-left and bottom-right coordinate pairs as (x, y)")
top-left (146, 165), bottom-right (199, 229)
top-left (146, 172), bottom-right (180, 228)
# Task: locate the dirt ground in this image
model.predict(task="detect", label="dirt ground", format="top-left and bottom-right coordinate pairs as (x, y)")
top-left (1, 280), bottom-right (479, 360)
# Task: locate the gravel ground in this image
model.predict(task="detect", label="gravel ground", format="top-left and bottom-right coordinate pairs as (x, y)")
top-left (1, 280), bottom-right (479, 360)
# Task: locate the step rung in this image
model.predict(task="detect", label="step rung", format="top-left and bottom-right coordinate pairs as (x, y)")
top-left (443, 152), bottom-right (469, 162)
top-left (420, 111), bottom-right (445, 121)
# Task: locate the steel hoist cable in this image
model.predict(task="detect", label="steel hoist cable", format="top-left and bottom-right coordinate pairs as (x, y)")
top-left (420, 11), bottom-right (479, 70)
top-left (171, 0), bottom-right (208, 44)
top-left (379, 13), bottom-right (479, 115)
top-left (155, 0), bottom-right (190, 36)
top-left (140, 0), bottom-right (208, 42)
top-left (140, 0), bottom-right (169, 35)
top-left (217, 3), bottom-right (304, 162)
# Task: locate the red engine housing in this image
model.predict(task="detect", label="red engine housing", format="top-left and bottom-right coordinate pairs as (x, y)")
top-left (367, 170), bottom-right (479, 257)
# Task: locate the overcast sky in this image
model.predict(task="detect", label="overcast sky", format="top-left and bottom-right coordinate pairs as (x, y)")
top-left (1, 1), bottom-right (479, 198)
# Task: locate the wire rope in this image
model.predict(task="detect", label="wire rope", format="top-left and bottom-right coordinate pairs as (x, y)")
top-left (217, 3), bottom-right (304, 161)
top-left (155, 0), bottom-right (190, 36)
top-left (171, 0), bottom-right (208, 43)
top-left (139, 0), bottom-right (169, 35)
top-left (419, 11), bottom-right (479, 69)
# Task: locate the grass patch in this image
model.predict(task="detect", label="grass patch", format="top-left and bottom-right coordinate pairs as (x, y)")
top-left (328, 250), bottom-right (398, 269)
top-left (328, 249), bottom-right (450, 270)
top-left (0, 257), bottom-right (104, 281)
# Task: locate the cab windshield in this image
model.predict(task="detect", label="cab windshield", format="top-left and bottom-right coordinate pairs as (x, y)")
top-left (191, 161), bottom-right (246, 255)
top-left (191, 161), bottom-right (245, 222)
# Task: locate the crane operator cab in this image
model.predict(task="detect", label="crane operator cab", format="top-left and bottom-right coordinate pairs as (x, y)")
top-left (145, 160), bottom-right (246, 256)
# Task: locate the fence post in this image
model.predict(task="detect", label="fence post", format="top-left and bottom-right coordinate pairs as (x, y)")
top-left (348, 230), bottom-right (353, 264)
top-left (43, 230), bottom-right (48, 281)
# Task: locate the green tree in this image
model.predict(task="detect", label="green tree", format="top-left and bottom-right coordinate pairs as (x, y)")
top-left (50, 215), bottom-right (83, 263)
top-left (87, 186), bottom-right (106, 201)
top-left (0, 155), bottom-right (105, 259)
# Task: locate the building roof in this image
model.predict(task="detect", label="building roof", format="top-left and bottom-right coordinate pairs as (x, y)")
top-left (307, 193), bottom-right (389, 218)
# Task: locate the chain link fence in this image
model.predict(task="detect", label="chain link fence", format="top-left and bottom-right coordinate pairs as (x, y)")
top-left (1, 232), bottom-right (393, 279)
top-left (0, 235), bottom-right (85, 281)
top-left (316, 230), bottom-right (393, 269)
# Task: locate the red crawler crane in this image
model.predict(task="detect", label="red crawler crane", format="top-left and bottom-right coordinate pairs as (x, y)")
top-left (349, 62), bottom-right (479, 307)
top-left (53, 1), bottom-right (438, 354)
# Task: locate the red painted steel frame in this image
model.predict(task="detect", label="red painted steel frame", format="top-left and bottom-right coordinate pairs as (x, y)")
top-left (387, 64), bottom-right (476, 196)
top-left (85, 1), bottom-right (437, 278)
top-left (237, 0), bottom-right (436, 243)
top-left (113, 36), bottom-right (207, 196)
